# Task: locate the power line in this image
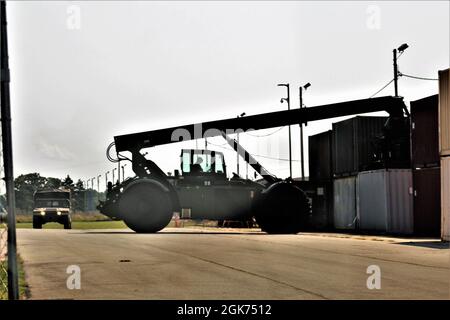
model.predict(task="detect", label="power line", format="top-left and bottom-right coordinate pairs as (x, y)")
top-left (369, 78), bottom-right (395, 98)
top-left (399, 72), bottom-right (439, 81)
top-left (244, 126), bottom-right (286, 137)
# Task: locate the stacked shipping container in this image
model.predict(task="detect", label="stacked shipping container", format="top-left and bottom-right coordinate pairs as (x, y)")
top-left (332, 116), bottom-right (387, 231)
top-left (332, 116), bottom-right (387, 177)
top-left (331, 116), bottom-right (414, 234)
top-left (439, 69), bottom-right (450, 241)
top-left (410, 95), bottom-right (441, 237)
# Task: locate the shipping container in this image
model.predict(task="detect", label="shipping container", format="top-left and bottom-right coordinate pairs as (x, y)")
top-left (439, 69), bottom-right (450, 156)
top-left (332, 116), bottom-right (387, 177)
top-left (308, 130), bottom-right (332, 181)
top-left (357, 169), bottom-right (413, 235)
top-left (441, 157), bottom-right (450, 241)
top-left (333, 176), bottom-right (357, 230)
top-left (411, 95), bottom-right (440, 168)
top-left (413, 168), bottom-right (441, 237)
top-left (310, 180), bottom-right (333, 230)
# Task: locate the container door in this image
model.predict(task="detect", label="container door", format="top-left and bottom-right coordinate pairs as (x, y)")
top-left (413, 168), bottom-right (441, 237)
top-left (333, 177), bottom-right (356, 230)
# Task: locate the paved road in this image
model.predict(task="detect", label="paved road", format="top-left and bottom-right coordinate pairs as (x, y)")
top-left (17, 228), bottom-right (450, 299)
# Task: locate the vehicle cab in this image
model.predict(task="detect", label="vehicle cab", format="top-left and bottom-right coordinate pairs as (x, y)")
top-left (32, 189), bottom-right (72, 229)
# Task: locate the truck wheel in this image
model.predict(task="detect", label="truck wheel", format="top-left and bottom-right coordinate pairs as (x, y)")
top-left (119, 181), bottom-right (173, 233)
top-left (64, 217), bottom-right (72, 229)
top-left (33, 217), bottom-right (42, 229)
top-left (254, 181), bottom-right (310, 234)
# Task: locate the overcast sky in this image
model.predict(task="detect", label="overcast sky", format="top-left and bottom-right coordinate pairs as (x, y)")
top-left (5, 1), bottom-right (449, 187)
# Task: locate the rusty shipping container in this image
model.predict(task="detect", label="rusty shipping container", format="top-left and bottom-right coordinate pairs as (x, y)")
top-left (309, 130), bottom-right (332, 181)
top-left (411, 95), bottom-right (440, 168)
top-left (332, 116), bottom-right (387, 177)
top-left (439, 69), bottom-right (450, 156)
top-left (413, 168), bottom-right (441, 237)
top-left (442, 157), bottom-right (450, 241)
top-left (357, 169), bottom-right (413, 235)
top-left (333, 176), bottom-right (357, 230)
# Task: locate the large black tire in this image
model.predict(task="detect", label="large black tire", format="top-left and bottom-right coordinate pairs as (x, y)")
top-left (33, 217), bottom-right (42, 229)
top-left (63, 216), bottom-right (72, 230)
top-left (254, 182), bottom-right (310, 234)
top-left (119, 181), bottom-right (173, 233)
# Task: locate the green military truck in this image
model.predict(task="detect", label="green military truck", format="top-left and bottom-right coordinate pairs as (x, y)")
top-left (32, 189), bottom-right (72, 229)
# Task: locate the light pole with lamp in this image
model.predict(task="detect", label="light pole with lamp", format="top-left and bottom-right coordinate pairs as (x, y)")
top-left (112, 168), bottom-right (117, 185)
top-left (299, 82), bottom-right (311, 180)
top-left (97, 175), bottom-right (101, 193)
top-left (278, 83), bottom-right (292, 178)
top-left (105, 171), bottom-right (110, 189)
top-left (236, 112), bottom-right (246, 176)
top-left (393, 43), bottom-right (408, 97)
top-left (121, 164), bottom-right (127, 181)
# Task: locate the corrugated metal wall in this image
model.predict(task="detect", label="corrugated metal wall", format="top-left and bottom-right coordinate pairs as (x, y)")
top-left (332, 116), bottom-right (387, 177)
top-left (357, 170), bottom-right (388, 231)
top-left (413, 168), bottom-right (441, 237)
top-left (333, 176), bottom-right (357, 230)
top-left (387, 169), bottom-right (413, 235)
top-left (357, 169), bottom-right (413, 234)
top-left (439, 69), bottom-right (450, 156)
top-left (309, 131), bottom-right (332, 181)
top-left (411, 95), bottom-right (440, 168)
top-left (441, 157), bottom-right (450, 241)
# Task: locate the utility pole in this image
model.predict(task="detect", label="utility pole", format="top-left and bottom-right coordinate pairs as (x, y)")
top-left (393, 49), bottom-right (398, 97)
top-left (393, 43), bottom-right (408, 98)
top-left (278, 83), bottom-right (292, 178)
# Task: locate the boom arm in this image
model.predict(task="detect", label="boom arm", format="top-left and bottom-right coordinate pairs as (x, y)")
top-left (114, 96), bottom-right (406, 153)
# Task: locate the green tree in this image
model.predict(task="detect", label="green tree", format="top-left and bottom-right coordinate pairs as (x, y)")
top-left (45, 177), bottom-right (62, 189)
top-left (62, 175), bottom-right (74, 190)
top-left (14, 173), bottom-right (47, 212)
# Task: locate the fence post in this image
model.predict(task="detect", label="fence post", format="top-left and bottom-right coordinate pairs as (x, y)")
top-left (1, 0), bottom-right (19, 300)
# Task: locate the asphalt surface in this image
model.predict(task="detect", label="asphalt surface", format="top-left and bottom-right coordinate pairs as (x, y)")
top-left (17, 227), bottom-right (450, 299)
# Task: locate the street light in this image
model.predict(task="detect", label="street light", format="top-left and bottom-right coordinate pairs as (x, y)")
top-left (97, 175), bottom-right (101, 192)
top-left (393, 43), bottom-right (408, 97)
top-left (121, 164), bottom-right (127, 182)
top-left (112, 168), bottom-right (117, 185)
top-left (236, 112), bottom-right (246, 176)
top-left (278, 83), bottom-right (292, 178)
top-left (299, 82), bottom-right (311, 180)
top-left (105, 171), bottom-right (110, 189)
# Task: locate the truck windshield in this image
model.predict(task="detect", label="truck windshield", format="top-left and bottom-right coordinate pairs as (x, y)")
top-left (35, 200), bottom-right (70, 208)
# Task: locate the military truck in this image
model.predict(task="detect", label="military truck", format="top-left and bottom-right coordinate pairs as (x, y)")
top-left (33, 189), bottom-right (72, 229)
